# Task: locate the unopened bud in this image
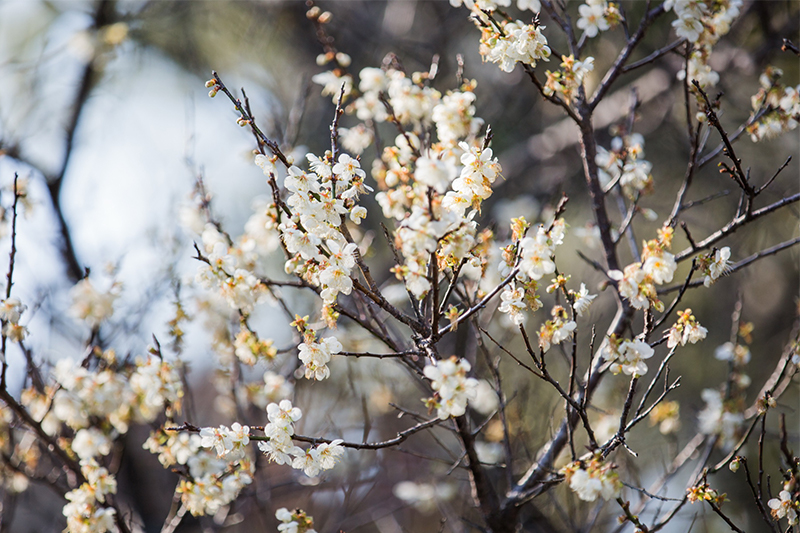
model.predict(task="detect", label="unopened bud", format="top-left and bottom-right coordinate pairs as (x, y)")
top-left (208, 88), bottom-right (218, 98)
top-left (318, 11), bottom-right (332, 24)
top-left (316, 54), bottom-right (328, 66)
top-left (237, 117), bottom-right (249, 127)
top-left (336, 52), bottom-right (351, 67)
top-left (205, 79), bottom-right (216, 88)
top-left (306, 6), bottom-right (320, 19)
top-left (729, 458), bottom-right (740, 472)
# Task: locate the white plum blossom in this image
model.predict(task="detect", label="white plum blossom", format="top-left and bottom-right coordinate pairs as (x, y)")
top-left (415, 156), bottom-right (452, 193)
top-left (199, 423), bottom-right (250, 461)
top-left (498, 283), bottom-right (527, 325)
top-left (703, 247), bottom-right (731, 286)
top-left (603, 337), bottom-right (654, 376)
top-left (698, 388), bottom-right (744, 451)
top-left (72, 428), bottom-right (113, 460)
top-left (572, 283), bottom-right (597, 316)
top-left (69, 278), bottom-right (118, 328)
top-left (768, 490), bottom-right (799, 525)
top-left (424, 356), bottom-right (479, 419)
top-left (560, 457), bottom-right (621, 502)
top-left (577, 2), bottom-right (609, 38)
top-left (298, 336), bottom-right (342, 381)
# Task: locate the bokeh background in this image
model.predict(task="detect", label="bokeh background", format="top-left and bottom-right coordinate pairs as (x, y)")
top-left (0, 0), bottom-right (798, 531)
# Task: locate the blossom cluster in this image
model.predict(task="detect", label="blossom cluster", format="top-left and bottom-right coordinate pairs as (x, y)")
top-left (668, 0), bottom-right (743, 89)
top-left (543, 55), bottom-right (595, 105)
top-left (423, 356), bottom-right (479, 419)
top-left (68, 277), bottom-right (119, 329)
top-left (62, 460), bottom-right (118, 533)
top-left (21, 351), bottom-right (183, 531)
top-left (143, 426), bottom-right (253, 517)
top-left (560, 456), bottom-right (622, 502)
top-left (476, 17), bottom-right (551, 73)
top-left (602, 335), bottom-right (654, 377)
top-left (747, 67), bottom-right (800, 142)
top-left (0, 296), bottom-right (28, 345)
top-left (257, 400), bottom-right (345, 478)
top-left (609, 226), bottom-right (677, 311)
top-left (537, 305), bottom-right (577, 353)
top-left (596, 133), bottom-right (653, 198)
top-left (768, 481), bottom-right (799, 526)
top-left (666, 308), bottom-right (708, 348)
top-left (276, 507), bottom-right (317, 533)
top-left (697, 388), bottom-right (744, 451)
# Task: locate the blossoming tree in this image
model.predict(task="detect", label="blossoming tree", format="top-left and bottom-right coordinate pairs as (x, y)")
top-left (0, 1), bottom-right (798, 532)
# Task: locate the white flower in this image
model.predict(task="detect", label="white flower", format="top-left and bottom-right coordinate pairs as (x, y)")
top-left (350, 206), bottom-right (367, 224)
top-left (255, 153), bottom-right (276, 176)
top-left (72, 428), bottom-right (113, 460)
top-left (312, 71), bottom-right (353, 103)
top-left (704, 247), bottom-right (731, 286)
top-left (423, 357), bottom-right (479, 419)
top-left (415, 156), bottom-right (452, 193)
top-left (572, 283), bottom-right (596, 316)
top-left (768, 491), bottom-right (799, 525)
top-left (69, 278), bottom-right (118, 328)
top-left (577, 3), bottom-right (609, 38)
top-left (498, 284), bottom-right (527, 325)
top-left (298, 336), bottom-right (342, 380)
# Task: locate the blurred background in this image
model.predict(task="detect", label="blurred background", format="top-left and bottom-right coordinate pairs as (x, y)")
top-left (0, 0), bottom-right (798, 531)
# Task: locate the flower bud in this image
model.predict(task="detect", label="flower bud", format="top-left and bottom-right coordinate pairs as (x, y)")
top-left (318, 11), bottom-right (332, 24)
top-left (205, 79), bottom-right (216, 88)
top-left (729, 458), bottom-right (740, 472)
top-left (336, 52), bottom-right (352, 67)
top-left (208, 88), bottom-right (218, 98)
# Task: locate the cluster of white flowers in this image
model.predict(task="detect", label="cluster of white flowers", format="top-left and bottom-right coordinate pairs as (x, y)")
top-left (234, 325), bottom-right (278, 365)
top-left (423, 356), bottom-right (479, 419)
top-left (747, 67), bottom-right (800, 142)
top-left (477, 18), bottom-right (551, 73)
top-left (297, 335), bottom-right (342, 381)
top-left (697, 388), bottom-right (744, 451)
top-left (666, 308), bottom-right (708, 348)
top-left (278, 153), bottom-right (371, 308)
top-left (63, 460), bottom-right (117, 533)
top-left (17, 352), bottom-right (184, 530)
top-left (768, 485), bottom-right (799, 526)
top-left (276, 507), bottom-right (317, 533)
top-left (537, 305), bottom-right (577, 353)
top-left (602, 336), bottom-right (655, 377)
top-left (257, 400), bottom-right (345, 477)
top-left (69, 278), bottom-right (119, 329)
top-left (177, 455), bottom-right (254, 516)
top-left (596, 133), bottom-right (653, 197)
top-left (199, 422), bottom-right (251, 460)
top-left (609, 226), bottom-right (677, 311)
top-left (543, 55), bottom-right (595, 104)
top-left (0, 296), bottom-right (28, 345)
top-left (195, 224), bottom-right (271, 314)
top-left (668, 0), bottom-right (742, 89)
top-left (518, 219), bottom-right (565, 281)
top-left (498, 283), bottom-right (528, 325)
top-left (560, 456), bottom-right (622, 502)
